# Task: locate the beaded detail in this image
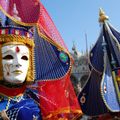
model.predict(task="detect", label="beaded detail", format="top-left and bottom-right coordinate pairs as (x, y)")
top-left (0, 94), bottom-right (24, 111)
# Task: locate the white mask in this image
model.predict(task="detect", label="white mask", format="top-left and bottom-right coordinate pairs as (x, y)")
top-left (1, 44), bottom-right (29, 84)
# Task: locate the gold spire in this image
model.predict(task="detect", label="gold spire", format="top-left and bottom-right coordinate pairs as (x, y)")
top-left (99, 8), bottom-right (109, 23)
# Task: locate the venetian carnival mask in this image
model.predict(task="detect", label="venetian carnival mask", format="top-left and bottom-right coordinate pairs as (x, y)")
top-left (1, 44), bottom-right (29, 84)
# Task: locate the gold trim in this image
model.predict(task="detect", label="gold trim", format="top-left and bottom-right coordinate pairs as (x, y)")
top-left (2, 42), bottom-right (25, 46)
top-left (37, 61), bottom-right (72, 82)
top-left (0, 6), bottom-right (38, 26)
top-left (0, 34), bottom-right (34, 47)
top-left (36, 24), bottom-right (73, 81)
top-left (116, 76), bottom-right (120, 81)
top-left (26, 46), bottom-right (35, 83)
top-left (36, 24), bottom-right (70, 55)
top-left (100, 54), bottom-right (120, 112)
top-left (42, 107), bottom-right (82, 120)
top-left (5, 97), bottom-right (11, 110)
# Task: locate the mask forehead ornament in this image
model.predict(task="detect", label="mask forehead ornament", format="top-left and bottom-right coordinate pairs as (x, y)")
top-left (15, 46), bottom-right (20, 53)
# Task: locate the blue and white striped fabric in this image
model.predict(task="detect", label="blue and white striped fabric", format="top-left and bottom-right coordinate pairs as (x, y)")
top-left (34, 28), bottom-right (70, 81)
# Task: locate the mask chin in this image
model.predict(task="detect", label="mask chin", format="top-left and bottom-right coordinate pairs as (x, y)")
top-left (2, 77), bottom-right (26, 87)
top-left (5, 79), bottom-right (25, 84)
top-left (4, 76), bottom-right (26, 84)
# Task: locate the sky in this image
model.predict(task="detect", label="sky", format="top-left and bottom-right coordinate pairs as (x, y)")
top-left (40, 0), bottom-right (120, 53)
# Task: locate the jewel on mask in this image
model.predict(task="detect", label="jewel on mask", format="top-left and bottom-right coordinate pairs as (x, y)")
top-left (16, 46), bottom-right (20, 53)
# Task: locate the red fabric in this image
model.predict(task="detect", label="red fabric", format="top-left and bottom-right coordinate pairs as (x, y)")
top-left (0, 0), bottom-right (40, 23)
top-left (38, 73), bottom-right (82, 120)
top-left (0, 85), bottom-right (26, 96)
top-left (38, 2), bottom-right (68, 51)
top-left (0, 0), bottom-right (68, 51)
top-left (117, 69), bottom-right (120, 76)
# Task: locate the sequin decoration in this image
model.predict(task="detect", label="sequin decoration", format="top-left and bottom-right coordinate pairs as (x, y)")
top-left (59, 51), bottom-right (68, 63)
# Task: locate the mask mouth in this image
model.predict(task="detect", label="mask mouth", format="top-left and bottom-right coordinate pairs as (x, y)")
top-left (12, 70), bottom-right (23, 74)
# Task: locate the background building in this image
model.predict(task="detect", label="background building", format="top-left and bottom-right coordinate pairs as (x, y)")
top-left (70, 43), bottom-right (90, 95)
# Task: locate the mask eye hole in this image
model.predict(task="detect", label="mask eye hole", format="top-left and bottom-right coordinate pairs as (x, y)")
top-left (3, 55), bottom-right (13, 60)
top-left (21, 55), bottom-right (28, 60)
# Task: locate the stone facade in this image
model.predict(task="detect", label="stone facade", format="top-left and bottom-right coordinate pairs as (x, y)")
top-left (70, 44), bottom-right (90, 95)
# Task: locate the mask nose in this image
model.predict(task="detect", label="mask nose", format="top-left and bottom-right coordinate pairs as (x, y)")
top-left (14, 56), bottom-right (22, 68)
top-left (15, 64), bottom-right (21, 67)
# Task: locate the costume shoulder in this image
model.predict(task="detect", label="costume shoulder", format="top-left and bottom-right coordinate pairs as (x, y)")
top-left (6, 88), bottom-right (42, 120)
